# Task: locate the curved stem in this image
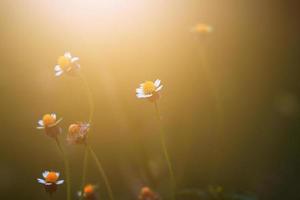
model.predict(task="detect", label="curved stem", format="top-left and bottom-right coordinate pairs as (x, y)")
top-left (78, 71), bottom-right (95, 199)
top-left (154, 101), bottom-right (176, 200)
top-left (87, 144), bottom-right (115, 200)
top-left (78, 69), bottom-right (113, 200)
top-left (55, 137), bottom-right (71, 200)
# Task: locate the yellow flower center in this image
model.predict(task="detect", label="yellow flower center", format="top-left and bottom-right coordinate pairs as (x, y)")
top-left (143, 81), bottom-right (156, 94)
top-left (68, 124), bottom-right (80, 136)
top-left (57, 56), bottom-right (71, 70)
top-left (43, 114), bottom-right (56, 127)
top-left (45, 172), bottom-right (58, 183)
top-left (84, 184), bottom-right (94, 195)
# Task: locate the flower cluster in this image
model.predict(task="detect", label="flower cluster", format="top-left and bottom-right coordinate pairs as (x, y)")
top-left (36, 52), bottom-right (92, 197)
top-left (35, 51), bottom-right (169, 199)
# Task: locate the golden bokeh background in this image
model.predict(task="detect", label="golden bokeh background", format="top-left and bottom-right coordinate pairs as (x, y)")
top-left (0, 0), bottom-right (299, 199)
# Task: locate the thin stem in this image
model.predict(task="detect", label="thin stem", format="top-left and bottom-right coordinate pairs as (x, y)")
top-left (78, 72), bottom-right (95, 199)
top-left (87, 144), bottom-right (115, 200)
top-left (78, 69), bottom-right (113, 200)
top-left (199, 45), bottom-right (223, 135)
top-left (154, 101), bottom-right (176, 200)
top-left (199, 45), bottom-right (224, 182)
top-left (55, 137), bottom-right (71, 200)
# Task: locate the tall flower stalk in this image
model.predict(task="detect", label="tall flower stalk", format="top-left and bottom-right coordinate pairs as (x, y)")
top-left (53, 51), bottom-right (82, 200)
top-left (88, 144), bottom-right (115, 200)
top-left (136, 79), bottom-right (176, 200)
top-left (192, 24), bottom-right (224, 181)
top-left (199, 41), bottom-right (224, 129)
top-left (154, 101), bottom-right (176, 200)
top-left (78, 71), bottom-right (115, 200)
top-left (192, 24), bottom-right (224, 134)
top-left (78, 72), bottom-right (93, 200)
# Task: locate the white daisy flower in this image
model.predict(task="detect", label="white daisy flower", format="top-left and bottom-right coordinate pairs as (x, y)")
top-left (54, 52), bottom-right (80, 77)
top-left (37, 113), bottom-right (63, 138)
top-left (37, 170), bottom-right (64, 186)
top-left (37, 113), bottom-right (62, 129)
top-left (136, 79), bottom-right (163, 101)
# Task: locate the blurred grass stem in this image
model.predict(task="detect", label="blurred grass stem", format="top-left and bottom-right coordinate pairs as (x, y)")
top-left (154, 101), bottom-right (176, 200)
top-left (55, 137), bottom-right (71, 200)
top-left (88, 144), bottom-right (115, 200)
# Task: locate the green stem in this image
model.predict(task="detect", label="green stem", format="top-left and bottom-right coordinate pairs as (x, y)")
top-left (154, 101), bottom-right (176, 200)
top-left (78, 71), bottom-right (94, 199)
top-left (199, 45), bottom-right (223, 135)
top-left (88, 144), bottom-right (115, 200)
top-left (199, 45), bottom-right (223, 182)
top-left (55, 137), bottom-right (71, 200)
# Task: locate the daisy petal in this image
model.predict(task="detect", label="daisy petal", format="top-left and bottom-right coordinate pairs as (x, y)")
top-left (71, 57), bottom-right (79, 63)
top-left (137, 93), bottom-right (152, 98)
top-left (144, 94), bottom-right (153, 98)
top-left (38, 120), bottom-right (44, 126)
top-left (55, 70), bottom-right (63, 76)
top-left (51, 113), bottom-right (56, 120)
top-left (54, 65), bottom-right (61, 72)
top-left (56, 180), bottom-right (64, 185)
top-left (155, 85), bottom-right (163, 92)
top-left (36, 126), bottom-right (45, 130)
top-left (64, 52), bottom-right (71, 59)
top-left (56, 172), bottom-right (60, 178)
top-left (45, 182), bottom-right (53, 186)
top-left (154, 79), bottom-right (161, 87)
top-left (136, 93), bottom-right (145, 98)
top-left (43, 171), bottom-right (49, 178)
top-left (136, 88), bottom-right (144, 94)
top-left (37, 178), bottom-right (46, 184)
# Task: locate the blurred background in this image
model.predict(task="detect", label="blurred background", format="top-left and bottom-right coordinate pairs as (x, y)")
top-left (0, 0), bottom-right (299, 199)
